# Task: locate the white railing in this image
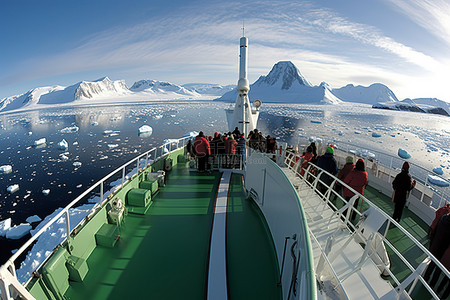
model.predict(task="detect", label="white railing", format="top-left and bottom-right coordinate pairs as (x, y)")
top-left (245, 151), bottom-right (317, 300)
top-left (282, 150), bottom-right (450, 299)
top-left (0, 136), bottom-right (193, 300)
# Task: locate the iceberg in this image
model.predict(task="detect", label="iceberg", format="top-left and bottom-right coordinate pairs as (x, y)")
top-left (42, 189), bottom-right (50, 195)
top-left (26, 215), bottom-right (42, 223)
top-left (107, 144), bottom-right (119, 149)
top-left (0, 218), bottom-right (11, 237)
top-left (138, 125), bottom-right (153, 135)
top-left (57, 139), bottom-right (69, 150)
top-left (398, 148), bottom-right (411, 159)
top-left (427, 175), bottom-right (450, 187)
top-left (372, 132), bottom-right (381, 138)
top-left (7, 184), bottom-right (19, 193)
top-left (433, 167), bottom-right (444, 175)
top-left (73, 162), bottom-right (82, 167)
top-left (91, 122), bottom-right (99, 126)
top-left (60, 126), bottom-right (79, 133)
top-left (6, 223), bottom-right (32, 239)
top-left (33, 138), bottom-right (46, 146)
top-left (0, 165), bottom-right (12, 174)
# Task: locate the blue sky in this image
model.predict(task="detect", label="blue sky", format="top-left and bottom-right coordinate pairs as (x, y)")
top-left (1, 0), bottom-right (449, 101)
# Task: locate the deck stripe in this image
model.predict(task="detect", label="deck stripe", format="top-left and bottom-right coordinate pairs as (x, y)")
top-left (207, 170), bottom-right (231, 300)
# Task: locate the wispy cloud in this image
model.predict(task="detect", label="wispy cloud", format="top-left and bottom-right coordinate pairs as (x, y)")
top-left (385, 0), bottom-right (450, 48)
top-left (1, 0), bottom-right (447, 100)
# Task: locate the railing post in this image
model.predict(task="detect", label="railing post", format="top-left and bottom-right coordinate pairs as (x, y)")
top-left (100, 181), bottom-right (104, 204)
top-left (136, 158), bottom-right (139, 175)
top-left (65, 210), bottom-right (71, 238)
top-left (388, 157), bottom-right (393, 183)
top-left (122, 167), bottom-right (125, 186)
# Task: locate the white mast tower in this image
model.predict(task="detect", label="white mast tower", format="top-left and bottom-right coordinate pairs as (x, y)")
top-left (226, 27), bottom-right (260, 138)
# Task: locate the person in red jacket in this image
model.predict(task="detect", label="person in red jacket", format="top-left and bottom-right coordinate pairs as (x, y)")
top-left (300, 146), bottom-right (314, 176)
top-left (343, 158), bottom-right (368, 222)
top-left (194, 131), bottom-right (211, 172)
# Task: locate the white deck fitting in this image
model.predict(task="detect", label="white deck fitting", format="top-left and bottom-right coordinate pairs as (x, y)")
top-left (282, 168), bottom-right (393, 299)
top-left (207, 170), bottom-right (231, 300)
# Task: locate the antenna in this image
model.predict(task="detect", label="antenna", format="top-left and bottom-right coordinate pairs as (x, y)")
top-left (242, 20), bottom-right (245, 37)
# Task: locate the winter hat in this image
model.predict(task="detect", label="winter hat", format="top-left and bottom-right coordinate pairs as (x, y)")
top-left (346, 156), bottom-right (354, 164)
top-left (356, 158), bottom-right (365, 171)
top-left (402, 162), bottom-right (410, 172)
top-left (214, 132), bottom-right (219, 138)
top-left (326, 146), bottom-right (334, 154)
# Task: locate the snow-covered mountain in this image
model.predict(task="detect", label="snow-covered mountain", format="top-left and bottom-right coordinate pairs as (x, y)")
top-left (332, 83), bottom-right (398, 104)
top-left (182, 83), bottom-right (235, 96)
top-left (215, 61), bottom-right (342, 104)
top-left (0, 77), bottom-right (130, 112)
top-left (373, 98), bottom-right (450, 116)
top-left (130, 80), bottom-right (199, 97)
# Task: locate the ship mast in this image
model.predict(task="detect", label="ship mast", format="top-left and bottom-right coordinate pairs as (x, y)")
top-left (225, 28), bottom-right (260, 138)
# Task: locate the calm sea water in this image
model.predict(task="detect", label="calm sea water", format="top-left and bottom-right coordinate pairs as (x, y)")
top-left (1, 101), bottom-right (449, 263)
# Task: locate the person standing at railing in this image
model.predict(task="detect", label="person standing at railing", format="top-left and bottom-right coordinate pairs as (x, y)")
top-left (392, 162), bottom-right (416, 223)
top-left (343, 158), bottom-right (368, 222)
top-left (424, 212), bottom-right (450, 296)
top-left (194, 131), bottom-right (211, 172)
top-left (317, 146), bottom-right (338, 195)
top-left (300, 146), bottom-right (314, 176)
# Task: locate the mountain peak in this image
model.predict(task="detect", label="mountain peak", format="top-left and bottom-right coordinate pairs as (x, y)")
top-left (254, 61), bottom-right (312, 90)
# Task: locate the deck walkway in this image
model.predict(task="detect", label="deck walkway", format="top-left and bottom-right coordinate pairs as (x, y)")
top-left (64, 165), bottom-right (281, 300)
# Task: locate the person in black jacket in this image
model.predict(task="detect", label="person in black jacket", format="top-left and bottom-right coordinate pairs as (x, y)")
top-left (317, 146), bottom-right (338, 195)
top-left (392, 162), bottom-right (416, 222)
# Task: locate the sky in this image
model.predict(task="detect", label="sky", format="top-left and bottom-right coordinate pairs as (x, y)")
top-left (1, 0), bottom-right (450, 101)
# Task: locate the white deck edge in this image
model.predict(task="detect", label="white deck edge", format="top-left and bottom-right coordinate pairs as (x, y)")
top-left (207, 170), bottom-right (231, 300)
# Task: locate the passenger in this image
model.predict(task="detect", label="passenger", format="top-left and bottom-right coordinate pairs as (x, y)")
top-left (309, 142), bottom-right (318, 163)
top-left (316, 145), bottom-right (338, 195)
top-left (194, 131), bottom-right (210, 172)
top-left (237, 135), bottom-right (245, 155)
top-left (186, 139), bottom-right (195, 159)
top-left (333, 156), bottom-right (355, 201)
top-left (392, 162), bottom-right (416, 222)
top-left (429, 203), bottom-right (450, 239)
top-left (424, 212), bottom-right (450, 292)
top-left (300, 146), bottom-right (314, 176)
top-left (232, 126), bottom-right (241, 137)
top-left (343, 158), bottom-right (368, 222)
top-left (226, 135), bottom-right (237, 168)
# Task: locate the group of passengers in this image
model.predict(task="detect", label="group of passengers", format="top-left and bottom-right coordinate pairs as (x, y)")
top-left (187, 128), bottom-right (247, 172)
top-left (247, 129), bottom-right (277, 154)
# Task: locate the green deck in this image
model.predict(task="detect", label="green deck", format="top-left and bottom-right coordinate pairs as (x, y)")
top-left (62, 165), bottom-right (280, 299)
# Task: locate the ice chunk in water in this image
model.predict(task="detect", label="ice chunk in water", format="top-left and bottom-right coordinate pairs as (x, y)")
top-left (6, 223), bottom-right (32, 239)
top-left (0, 218), bottom-right (11, 237)
top-left (73, 162), bottom-right (82, 167)
top-left (7, 184), bottom-right (19, 193)
top-left (433, 167), bottom-right (444, 175)
top-left (138, 125), bottom-right (153, 135)
top-left (57, 139), bottom-right (69, 150)
top-left (428, 175), bottom-right (449, 187)
top-left (398, 148), bottom-right (411, 159)
top-left (42, 189), bottom-right (50, 195)
top-left (26, 215), bottom-right (42, 223)
top-left (33, 138), bottom-right (46, 146)
top-left (0, 165), bottom-right (12, 174)
top-left (372, 132), bottom-right (381, 138)
top-left (60, 126), bottom-right (79, 133)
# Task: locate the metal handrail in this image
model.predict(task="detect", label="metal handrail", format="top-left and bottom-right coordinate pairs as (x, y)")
top-left (282, 152), bottom-right (450, 299)
top-left (0, 135), bottom-right (193, 299)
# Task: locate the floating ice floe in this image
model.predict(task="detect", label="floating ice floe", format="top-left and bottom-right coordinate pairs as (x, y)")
top-left (138, 125), bottom-right (153, 135)
top-left (28, 132), bottom-right (33, 135)
top-left (33, 138), bottom-right (46, 146)
top-left (60, 154), bottom-right (69, 161)
top-left (0, 218), bottom-right (11, 237)
top-left (309, 136), bottom-right (316, 142)
top-left (154, 115), bottom-right (163, 120)
top-left (361, 150), bottom-right (376, 159)
top-left (73, 162), bottom-right (82, 167)
top-left (73, 141), bottom-right (78, 145)
top-left (57, 139), bottom-right (69, 150)
top-left (310, 120), bottom-right (322, 124)
top-left (26, 215), bottom-right (42, 223)
top-left (433, 167), bottom-right (444, 175)
top-left (0, 165), bottom-right (12, 174)
top-left (182, 131), bottom-right (198, 138)
top-left (354, 131), bottom-right (362, 134)
top-left (372, 132), bottom-right (382, 138)
top-left (427, 175), bottom-right (450, 187)
top-left (338, 131), bottom-right (344, 136)
top-left (108, 144), bottom-right (119, 149)
top-left (6, 223), bottom-right (32, 239)
top-left (60, 126), bottom-right (79, 133)
top-left (42, 189), bottom-right (50, 195)
top-left (91, 122), bottom-right (99, 126)
top-left (7, 184), bottom-right (19, 193)
top-left (398, 148), bottom-right (411, 159)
